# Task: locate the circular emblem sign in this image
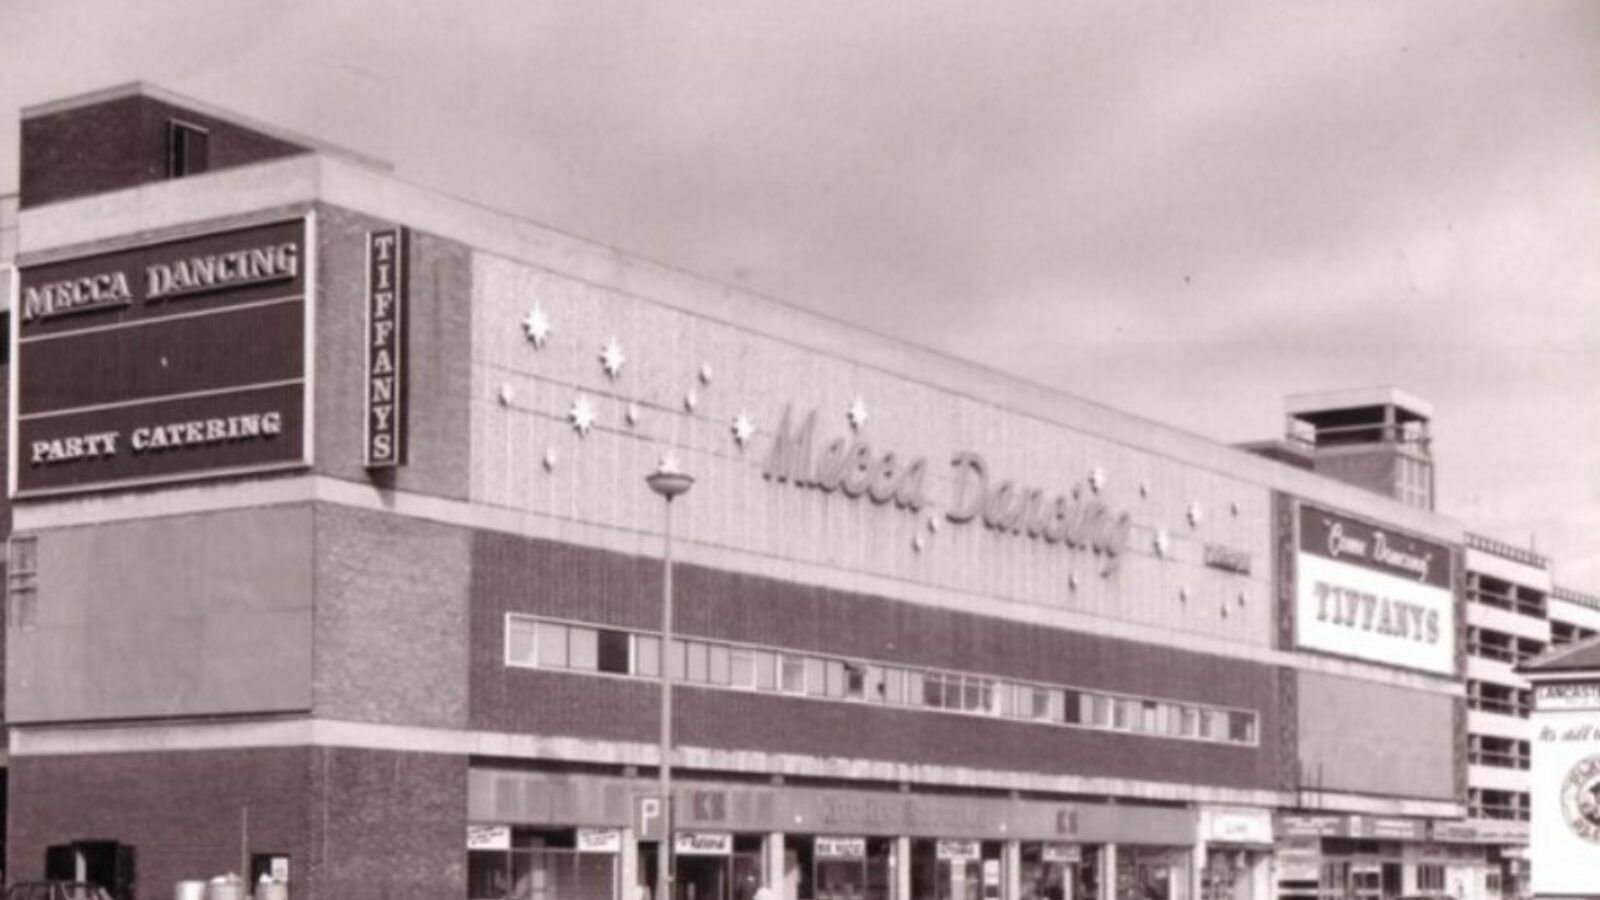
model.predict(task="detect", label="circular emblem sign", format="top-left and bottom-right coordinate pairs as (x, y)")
top-left (1561, 754), bottom-right (1600, 843)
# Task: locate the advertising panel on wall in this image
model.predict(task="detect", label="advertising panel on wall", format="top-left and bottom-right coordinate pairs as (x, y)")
top-left (1529, 681), bottom-right (1600, 895)
top-left (9, 216), bottom-right (314, 497)
top-left (1293, 504), bottom-right (1455, 675)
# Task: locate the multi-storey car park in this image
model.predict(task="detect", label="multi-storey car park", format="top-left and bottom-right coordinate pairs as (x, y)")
top-left (0, 82), bottom-right (1587, 900)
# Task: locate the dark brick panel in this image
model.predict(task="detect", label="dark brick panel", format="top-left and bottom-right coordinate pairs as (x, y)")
top-left (307, 747), bottom-right (467, 900)
top-left (21, 96), bottom-right (308, 208)
top-left (9, 746), bottom-right (467, 900)
top-left (470, 530), bottom-right (1283, 791)
top-left (9, 748), bottom-right (314, 898)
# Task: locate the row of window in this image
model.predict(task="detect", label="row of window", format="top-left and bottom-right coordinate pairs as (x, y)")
top-left (1466, 573), bottom-right (1546, 619)
top-left (1468, 736), bottom-right (1530, 770)
top-left (505, 615), bottom-right (1259, 746)
top-left (1466, 680), bottom-right (1532, 719)
top-left (1465, 626), bottom-right (1544, 665)
top-left (1468, 789), bottom-right (1528, 822)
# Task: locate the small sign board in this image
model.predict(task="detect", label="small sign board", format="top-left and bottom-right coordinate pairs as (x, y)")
top-left (937, 839), bottom-right (981, 861)
top-left (468, 824), bottom-right (511, 850)
top-left (634, 795), bottom-right (668, 841)
top-left (577, 828), bottom-right (622, 853)
top-left (1041, 844), bottom-right (1082, 864)
top-left (815, 837), bottom-right (866, 859)
top-left (675, 832), bottom-right (733, 856)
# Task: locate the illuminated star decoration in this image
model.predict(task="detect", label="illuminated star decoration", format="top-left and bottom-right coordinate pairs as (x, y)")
top-left (600, 338), bottom-right (626, 379)
top-left (626, 402), bottom-right (642, 427)
top-left (542, 447), bottom-right (558, 472)
top-left (699, 362), bottom-right (715, 385)
top-left (569, 395), bottom-right (597, 436)
top-left (731, 412), bottom-right (757, 449)
top-left (1186, 501), bottom-right (1204, 527)
top-left (847, 397), bottom-right (869, 432)
top-left (1088, 467), bottom-right (1107, 493)
top-left (522, 305), bottom-right (552, 348)
top-left (684, 389), bottom-right (698, 412)
top-left (657, 453), bottom-right (683, 475)
top-left (1153, 529), bottom-right (1171, 558)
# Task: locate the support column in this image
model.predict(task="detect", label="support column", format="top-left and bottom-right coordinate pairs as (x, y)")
top-left (1189, 841), bottom-right (1206, 900)
top-left (765, 833), bottom-right (787, 900)
top-left (1098, 845), bottom-right (1117, 900)
top-left (622, 828), bottom-right (640, 900)
top-left (896, 837), bottom-right (913, 900)
top-left (1004, 841), bottom-right (1021, 900)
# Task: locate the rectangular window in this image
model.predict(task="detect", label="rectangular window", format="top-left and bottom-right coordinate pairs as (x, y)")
top-left (634, 635), bottom-right (661, 677)
top-left (568, 627), bottom-right (598, 671)
top-left (923, 673), bottom-right (946, 708)
top-left (825, 660), bottom-right (846, 698)
top-left (963, 678), bottom-right (984, 712)
top-left (708, 644), bottom-right (732, 685)
top-left (507, 617), bottom-right (538, 665)
top-left (942, 675), bottom-right (962, 710)
top-left (906, 670), bottom-right (925, 706)
top-left (1228, 711), bottom-right (1256, 744)
top-left (1201, 709), bottom-right (1225, 741)
top-left (864, 665), bottom-right (885, 702)
top-left (667, 640), bottom-right (686, 680)
top-left (884, 668), bottom-right (905, 704)
top-left (7, 535), bottom-right (37, 630)
top-left (1111, 698), bottom-right (1131, 730)
top-left (1141, 701), bottom-right (1161, 733)
top-left (754, 651), bottom-right (777, 690)
top-left (805, 657), bottom-right (827, 695)
top-left (846, 663), bottom-right (868, 700)
top-left (1416, 866), bottom-right (1444, 892)
top-left (781, 655), bottom-right (806, 694)
top-left (1060, 689), bottom-right (1080, 724)
top-left (536, 622), bottom-right (570, 668)
top-left (686, 642), bottom-right (710, 683)
top-left (166, 120), bottom-right (211, 178)
top-left (597, 629), bottom-right (630, 674)
top-left (729, 648), bottom-right (755, 688)
top-left (1044, 689), bottom-right (1064, 722)
top-left (1014, 685), bottom-right (1034, 719)
top-left (1178, 706), bottom-right (1198, 737)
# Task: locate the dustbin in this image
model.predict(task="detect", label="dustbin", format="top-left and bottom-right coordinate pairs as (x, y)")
top-left (175, 882), bottom-right (207, 900)
top-left (206, 874), bottom-right (246, 900)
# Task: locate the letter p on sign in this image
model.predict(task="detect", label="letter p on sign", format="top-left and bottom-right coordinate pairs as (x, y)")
top-left (635, 795), bottom-right (667, 840)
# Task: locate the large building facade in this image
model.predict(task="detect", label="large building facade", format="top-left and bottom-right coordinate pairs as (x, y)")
top-left (0, 84), bottom-right (1525, 900)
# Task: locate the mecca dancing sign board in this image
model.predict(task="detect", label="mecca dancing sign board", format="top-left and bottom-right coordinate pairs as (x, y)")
top-left (1294, 505), bottom-right (1455, 675)
top-left (10, 217), bottom-right (313, 497)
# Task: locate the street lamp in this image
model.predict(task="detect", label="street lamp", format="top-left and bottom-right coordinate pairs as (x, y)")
top-left (646, 456), bottom-right (694, 900)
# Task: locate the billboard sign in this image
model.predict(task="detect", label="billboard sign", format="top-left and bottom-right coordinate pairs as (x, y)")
top-left (11, 217), bottom-right (313, 497)
top-left (1530, 687), bottom-right (1600, 895)
top-left (1294, 505), bottom-right (1455, 675)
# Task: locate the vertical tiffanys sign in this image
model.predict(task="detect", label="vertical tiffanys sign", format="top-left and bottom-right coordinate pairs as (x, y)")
top-left (365, 228), bottom-right (407, 467)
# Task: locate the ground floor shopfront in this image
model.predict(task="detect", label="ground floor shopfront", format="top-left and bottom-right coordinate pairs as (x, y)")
top-left (1274, 815), bottom-right (1503, 900)
top-left (466, 768), bottom-right (1274, 900)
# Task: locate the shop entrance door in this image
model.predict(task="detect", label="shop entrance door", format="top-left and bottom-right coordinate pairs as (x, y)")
top-left (678, 855), bottom-right (729, 900)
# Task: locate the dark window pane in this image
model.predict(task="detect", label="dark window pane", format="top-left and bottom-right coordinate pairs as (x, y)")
top-left (597, 630), bottom-right (630, 674)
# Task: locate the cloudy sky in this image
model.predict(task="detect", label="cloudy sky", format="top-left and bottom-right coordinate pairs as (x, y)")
top-left (4, 1), bottom-right (1599, 583)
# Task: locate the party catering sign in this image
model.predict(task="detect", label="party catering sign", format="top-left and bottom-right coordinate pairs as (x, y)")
top-left (11, 218), bottom-right (312, 497)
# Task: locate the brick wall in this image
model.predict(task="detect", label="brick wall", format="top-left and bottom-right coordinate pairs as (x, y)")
top-left (313, 503), bottom-right (471, 727)
top-left (9, 748), bottom-right (315, 897)
top-left (10, 746), bottom-right (465, 900)
top-left (306, 747), bottom-right (466, 900)
top-left (313, 205), bottom-right (473, 500)
top-left (20, 95), bottom-right (308, 208)
top-left (469, 529), bottom-right (1283, 791)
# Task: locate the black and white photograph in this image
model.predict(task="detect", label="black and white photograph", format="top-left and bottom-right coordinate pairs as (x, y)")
top-left (0, 3), bottom-right (1598, 900)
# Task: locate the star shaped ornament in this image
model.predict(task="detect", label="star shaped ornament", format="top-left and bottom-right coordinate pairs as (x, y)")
top-left (847, 397), bottom-right (869, 432)
top-left (1154, 529), bottom-right (1171, 558)
top-left (522, 305), bottom-right (552, 347)
top-left (1088, 467), bottom-right (1107, 493)
top-left (599, 338), bottom-right (626, 379)
top-left (1186, 501), bottom-right (1204, 527)
top-left (731, 412), bottom-right (757, 449)
top-left (569, 395), bottom-right (598, 436)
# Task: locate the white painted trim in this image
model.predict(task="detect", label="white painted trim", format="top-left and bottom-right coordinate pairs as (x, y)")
top-left (11, 473), bottom-right (1465, 696)
top-left (17, 377), bottom-right (306, 422)
top-left (8, 260), bottom-right (18, 498)
top-left (18, 294), bottom-right (304, 345)
top-left (303, 210), bottom-right (317, 471)
top-left (7, 716), bottom-right (1286, 808)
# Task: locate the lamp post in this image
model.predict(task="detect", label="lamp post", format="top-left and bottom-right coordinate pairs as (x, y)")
top-left (646, 457), bottom-right (694, 900)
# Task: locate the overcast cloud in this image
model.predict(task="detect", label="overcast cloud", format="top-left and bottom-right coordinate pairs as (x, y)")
top-left (4, 0), bottom-right (1599, 581)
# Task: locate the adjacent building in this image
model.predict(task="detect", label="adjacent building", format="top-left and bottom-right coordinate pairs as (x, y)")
top-left (0, 82), bottom-right (1579, 900)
